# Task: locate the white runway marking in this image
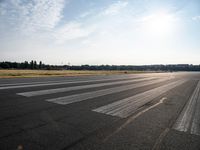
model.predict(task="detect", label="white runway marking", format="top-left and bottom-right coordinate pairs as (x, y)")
top-left (46, 78), bottom-right (171, 105)
top-left (191, 95), bottom-right (200, 136)
top-left (173, 81), bottom-right (200, 136)
top-left (0, 80), bottom-right (69, 87)
top-left (17, 77), bottom-right (156, 97)
top-left (0, 80), bottom-right (83, 88)
top-left (103, 97), bottom-right (167, 142)
top-left (93, 80), bottom-right (186, 118)
top-left (0, 76), bottom-right (143, 90)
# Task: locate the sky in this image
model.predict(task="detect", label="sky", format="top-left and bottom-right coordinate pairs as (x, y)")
top-left (0, 0), bottom-right (200, 65)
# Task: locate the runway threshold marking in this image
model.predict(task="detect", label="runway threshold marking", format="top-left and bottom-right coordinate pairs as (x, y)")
top-left (17, 77), bottom-right (156, 97)
top-left (173, 81), bottom-right (200, 136)
top-left (103, 97), bottom-right (167, 142)
top-left (93, 80), bottom-right (187, 118)
top-left (0, 76), bottom-right (143, 90)
top-left (46, 78), bottom-right (171, 105)
top-left (0, 80), bottom-right (72, 87)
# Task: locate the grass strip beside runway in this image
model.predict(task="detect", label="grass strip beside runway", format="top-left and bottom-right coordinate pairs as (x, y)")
top-left (0, 70), bottom-right (155, 78)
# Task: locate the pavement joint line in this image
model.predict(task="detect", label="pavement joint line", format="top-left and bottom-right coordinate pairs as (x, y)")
top-left (173, 80), bottom-right (200, 136)
top-left (151, 81), bottom-right (196, 150)
top-left (0, 114), bottom-right (87, 141)
top-left (46, 78), bottom-right (172, 105)
top-left (93, 79), bottom-right (186, 118)
top-left (103, 97), bottom-right (167, 142)
top-left (152, 128), bottom-right (170, 150)
top-left (0, 123), bottom-right (47, 140)
top-left (17, 77), bottom-right (157, 97)
top-left (0, 76), bottom-right (146, 90)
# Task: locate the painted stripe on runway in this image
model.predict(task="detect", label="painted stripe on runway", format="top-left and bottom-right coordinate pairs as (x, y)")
top-left (0, 80), bottom-right (75, 87)
top-left (191, 93), bottom-right (200, 136)
top-left (173, 81), bottom-right (200, 136)
top-left (17, 77), bottom-right (156, 97)
top-left (93, 80), bottom-right (187, 118)
top-left (0, 76), bottom-right (136, 87)
top-left (46, 78), bottom-right (171, 105)
top-left (0, 76), bottom-right (144, 90)
top-left (103, 97), bottom-right (167, 142)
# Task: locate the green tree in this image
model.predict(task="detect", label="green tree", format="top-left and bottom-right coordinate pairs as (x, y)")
top-left (30, 60), bottom-right (34, 69)
top-left (33, 61), bottom-right (37, 69)
top-left (39, 61), bottom-right (42, 69)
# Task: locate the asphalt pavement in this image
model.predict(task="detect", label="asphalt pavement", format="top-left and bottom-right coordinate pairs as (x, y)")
top-left (0, 72), bottom-right (200, 150)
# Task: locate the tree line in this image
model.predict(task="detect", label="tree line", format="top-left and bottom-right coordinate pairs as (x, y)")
top-left (0, 61), bottom-right (44, 69)
top-left (0, 61), bottom-right (200, 71)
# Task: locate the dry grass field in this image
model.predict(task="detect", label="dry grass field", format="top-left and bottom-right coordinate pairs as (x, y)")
top-left (0, 69), bottom-right (152, 78)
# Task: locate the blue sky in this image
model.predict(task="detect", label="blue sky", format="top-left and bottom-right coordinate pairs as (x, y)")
top-left (0, 0), bottom-right (200, 65)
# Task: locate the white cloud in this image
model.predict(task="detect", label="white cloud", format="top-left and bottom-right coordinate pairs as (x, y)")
top-left (53, 22), bottom-right (96, 44)
top-left (192, 16), bottom-right (200, 21)
top-left (26, 0), bottom-right (65, 29)
top-left (79, 10), bottom-right (94, 18)
top-left (0, 0), bottom-right (65, 32)
top-left (0, 0), bottom-right (96, 44)
top-left (101, 1), bottom-right (128, 16)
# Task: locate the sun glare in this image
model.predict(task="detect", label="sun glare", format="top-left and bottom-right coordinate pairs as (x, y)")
top-left (142, 11), bottom-right (175, 36)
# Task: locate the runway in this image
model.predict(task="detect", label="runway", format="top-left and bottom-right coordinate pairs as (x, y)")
top-left (0, 72), bottom-right (200, 150)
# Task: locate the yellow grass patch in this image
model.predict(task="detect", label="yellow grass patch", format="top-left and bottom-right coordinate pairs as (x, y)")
top-left (0, 69), bottom-right (150, 78)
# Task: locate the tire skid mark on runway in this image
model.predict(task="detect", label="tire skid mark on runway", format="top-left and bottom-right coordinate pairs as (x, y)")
top-left (173, 81), bottom-right (200, 136)
top-left (93, 79), bottom-right (187, 118)
top-left (0, 76), bottom-right (144, 90)
top-left (46, 78), bottom-right (172, 105)
top-left (17, 77), bottom-right (157, 97)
